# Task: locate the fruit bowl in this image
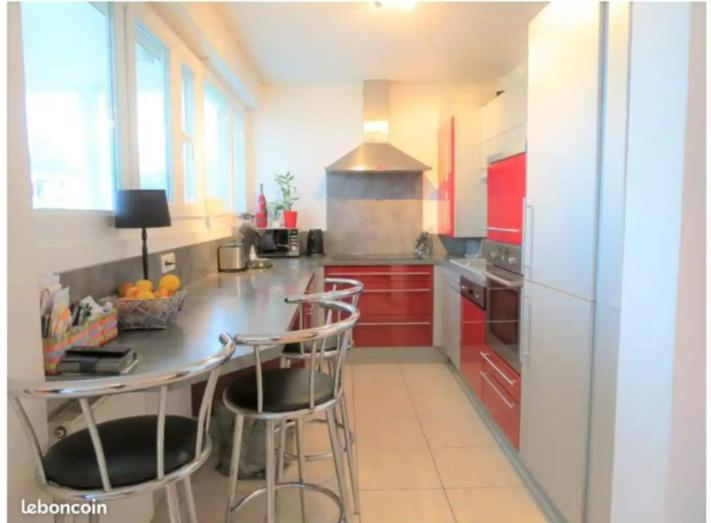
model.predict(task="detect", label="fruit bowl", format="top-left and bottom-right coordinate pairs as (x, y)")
top-left (115, 289), bottom-right (187, 330)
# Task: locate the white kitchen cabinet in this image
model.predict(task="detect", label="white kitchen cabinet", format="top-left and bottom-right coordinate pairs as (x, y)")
top-left (525, 1), bottom-right (603, 301)
top-left (439, 266), bottom-right (461, 368)
top-left (481, 74), bottom-right (527, 143)
top-left (520, 281), bottom-right (594, 523)
top-left (437, 93), bottom-right (485, 238)
top-left (481, 124), bottom-right (526, 167)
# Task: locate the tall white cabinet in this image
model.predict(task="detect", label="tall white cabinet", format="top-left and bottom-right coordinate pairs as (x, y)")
top-left (520, 3), bottom-right (603, 523)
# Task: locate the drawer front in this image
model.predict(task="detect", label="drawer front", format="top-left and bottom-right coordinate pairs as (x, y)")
top-left (359, 288), bottom-right (432, 318)
top-left (354, 322), bottom-right (432, 347)
top-left (481, 369), bottom-right (520, 449)
top-left (480, 349), bottom-right (521, 401)
top-left (325, 265), bottom-right (434, 277)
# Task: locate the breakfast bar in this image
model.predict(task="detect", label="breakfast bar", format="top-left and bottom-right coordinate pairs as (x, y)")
top-left (110, 258), bottom-right (319, 376)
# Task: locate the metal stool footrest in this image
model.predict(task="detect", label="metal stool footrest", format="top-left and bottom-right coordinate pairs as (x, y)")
top-left (227, 481), bottom-right (345, 523)
top-left (281, 417), bottom-right (355, 462)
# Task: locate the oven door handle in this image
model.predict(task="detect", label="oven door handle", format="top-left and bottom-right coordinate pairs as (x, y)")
top-left (483, 271), bottom-right (522, 288)
top-left (481, 352), bottom-right (517, 387)
top-left (479, 371), bottom-right (515, 409)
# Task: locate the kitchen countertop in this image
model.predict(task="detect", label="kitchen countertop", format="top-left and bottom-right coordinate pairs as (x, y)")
top-left (108, 258), bottom-right (319, 376)
top-left (95, 255), bottom-right (484, 379)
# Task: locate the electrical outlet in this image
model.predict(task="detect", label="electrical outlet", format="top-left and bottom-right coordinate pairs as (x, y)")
top-left (160, 252), bottom-right (176, 274)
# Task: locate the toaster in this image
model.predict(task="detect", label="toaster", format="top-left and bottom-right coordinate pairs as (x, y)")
top-left (217, 242), bottom-right (248, 271)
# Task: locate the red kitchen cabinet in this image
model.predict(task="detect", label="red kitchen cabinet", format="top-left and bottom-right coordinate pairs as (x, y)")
top-left (487, 152), bottom-right (526, 245)
top-left (437, 117), bottom-right (455, 236)
top-left (325, 265), bottom-right (433, 347)
top-left (437, 94), bottom-right (486, 237)
top-left (459, 295), bottom-right (487, 399)
top-left (480, 350), bottom-right (521, 449)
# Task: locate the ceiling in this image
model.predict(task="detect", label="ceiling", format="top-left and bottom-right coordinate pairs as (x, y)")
top-left (219, 2), bottom-right (545, 84)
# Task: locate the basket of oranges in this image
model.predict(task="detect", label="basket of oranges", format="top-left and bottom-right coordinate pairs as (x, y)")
top-left (115, 274), bottom-right (186, 330)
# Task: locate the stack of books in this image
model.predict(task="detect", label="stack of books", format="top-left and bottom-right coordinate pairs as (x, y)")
top-left (56, 346), bottom-right (138, 376)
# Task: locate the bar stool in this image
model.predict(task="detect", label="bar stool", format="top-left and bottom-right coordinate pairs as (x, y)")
top-left (223, 300), bottom-right (359, 523)
top-left (278, 278), bottom-right (363, 514)
top-left (9, 334), bottom-right (236, 523)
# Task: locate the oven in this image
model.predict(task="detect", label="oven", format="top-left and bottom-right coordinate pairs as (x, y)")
top-left (485, 272), bottom-right (521, 372)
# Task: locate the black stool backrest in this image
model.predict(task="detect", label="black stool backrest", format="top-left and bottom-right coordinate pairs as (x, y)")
top-left (8, 334), bottom-right (236, 494)
top-left (234, 300), bottom-right (359, 414)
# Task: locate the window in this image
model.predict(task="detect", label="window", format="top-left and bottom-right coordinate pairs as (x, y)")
top-left (21, 2), bottom-right (117, 210)
top-left (204, 84), bottom-right (232, 209)
top-left (180, 65), bottom-right (197, 203)
top-left (135, 23), bottom-right (171, 195)
top-left (233, 113), bottom-right (247, 213)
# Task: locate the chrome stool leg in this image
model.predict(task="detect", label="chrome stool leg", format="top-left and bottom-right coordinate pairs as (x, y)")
top-left (295, 418), bottom-right (308, 523)
top-left (338, 395), bottom-right (360, 514)
top-left (183, 477), bottom-right (199, 523)
top-left (166, 483), bottom-right (182, 523)
top-left (265, 419), bottom-right (277, 523)
top-left (225, 414), bottom-right (244, 523)
top-left (326, 407), bottom-right (352, 523)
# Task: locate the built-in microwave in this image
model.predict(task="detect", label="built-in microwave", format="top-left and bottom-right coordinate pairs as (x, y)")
top-left (256, 228), bottom-right (301, 258)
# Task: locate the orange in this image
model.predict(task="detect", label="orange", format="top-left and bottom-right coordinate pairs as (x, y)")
top-left (119, 282), bottom-right (133, 297)
top-left (136, 290), bottom-right (155, 300)
top-left (135, 279), bottom-right (153, 292)
top-left (159, 274), bottom-right (181, 292)
top-left (125, 286), bottom-right (140, 299)
top-left (156, 288), bottom-right (171, 298)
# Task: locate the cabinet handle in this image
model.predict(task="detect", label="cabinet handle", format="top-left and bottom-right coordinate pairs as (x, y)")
top-left (523, 199), bottom-right (534, 273)
top-left (362, 288), bottom-right (431, 294)
top-left (480, 371), bottom-right (515, 409)
top-left (484, 226), bottom-right (521, 233)
top-left (358, 321), bottom-right (431, 326)
top-left (481, 352), bottom-right (517, 386)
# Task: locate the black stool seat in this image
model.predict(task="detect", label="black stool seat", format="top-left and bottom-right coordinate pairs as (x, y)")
top-left (283, 337), bottom-right (337, 354)
top-left (225, 368), bottom-right (335, 413)
top-left (43, 415), bottom-right (198, 490)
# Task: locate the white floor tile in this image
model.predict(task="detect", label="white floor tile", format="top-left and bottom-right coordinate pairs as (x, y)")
top-left (411, 391), bottom-right (476, 419)
top-left (358, 448), bottom-right (441, 489)
top-left (446, 487), bottom-right (547, 523)
top-left (360, 489), bottom-right (456, 523)
top-left (420, 416), bottom-right (497, 448)
top-left (357, 416), bottom-right (429, 450)
top-left (432, 448), bottom-right (522, 488)
top-left (354, 388), bottom-right (417, 420)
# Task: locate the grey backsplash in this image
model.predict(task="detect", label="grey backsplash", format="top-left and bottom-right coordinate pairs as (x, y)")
top-left (326, 172), bottom-right (424, 256)
top-left (58, 237), bottom-right (230, 300)
top-left (326, 172), bottom-right (482, 258)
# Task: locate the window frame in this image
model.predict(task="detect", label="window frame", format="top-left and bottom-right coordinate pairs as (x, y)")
top-left (203, 70), bottom-right (248, 215)
top-left (30, 2), bottom-right (249, 224)
top-left (21, 1), bottom-right (121, 213)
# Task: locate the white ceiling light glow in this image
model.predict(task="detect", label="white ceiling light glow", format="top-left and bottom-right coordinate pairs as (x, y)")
top-left (373, 0), bottom-right (417, 11)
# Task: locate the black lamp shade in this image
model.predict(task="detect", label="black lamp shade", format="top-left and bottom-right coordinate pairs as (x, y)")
top-left (115, 190), bottom-right (171, 229)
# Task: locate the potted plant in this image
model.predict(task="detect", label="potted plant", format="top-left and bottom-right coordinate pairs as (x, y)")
top-left (274, 171), bottom-right (299, 229)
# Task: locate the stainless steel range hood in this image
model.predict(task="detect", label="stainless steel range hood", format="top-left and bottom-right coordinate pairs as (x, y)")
top-left (326, 80), bottom-right (431, 174)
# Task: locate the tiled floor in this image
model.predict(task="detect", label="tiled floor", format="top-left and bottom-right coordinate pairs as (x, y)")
top-left (152, 362), bottom-right (547, 523)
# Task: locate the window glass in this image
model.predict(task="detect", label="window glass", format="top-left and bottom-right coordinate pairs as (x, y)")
top-left (181, 65), bottom-right (197, 203)
top-left (21, 2), bottom-right (116, 210)
top-left (135, 23), bottom-right (171, 195)
top-left (233, 112), bottom-right (247, 213)
top-left (204, 84), bottom-right (231, 208)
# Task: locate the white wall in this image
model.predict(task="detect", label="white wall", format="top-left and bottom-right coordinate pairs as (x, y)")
top-left (252, 83), bottom-right (362, 230)
top-left (665, 3), bottom-right (705, 521)
top-left (7, 5), bottom-right (52, 520)
top-left (252, 82), bottom-right (494, 232)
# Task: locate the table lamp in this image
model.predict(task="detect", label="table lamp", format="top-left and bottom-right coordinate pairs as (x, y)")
top-left (115, 190), bottom-right (172, 280)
